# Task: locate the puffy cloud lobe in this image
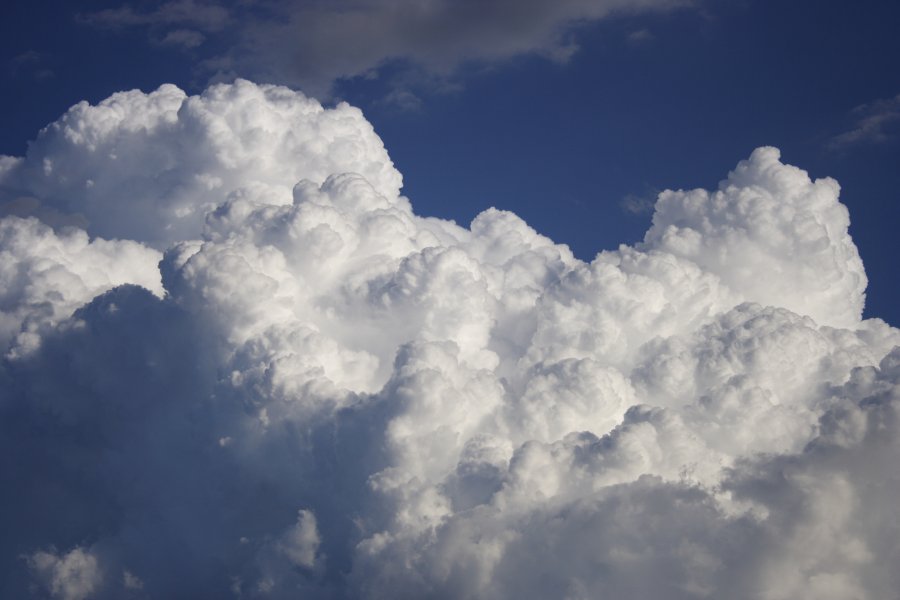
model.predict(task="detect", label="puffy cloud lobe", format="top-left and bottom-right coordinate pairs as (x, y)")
top-left (279, 510), bottom-right (322, 569)
top-left (27, 547), bottom-right (102, 600)
top-left (642, 147), bottom-right (866, 329)
top-left (0, 216), bottom-right (162, 356)
top-left (0, 81), bottom-right (898, 599)
top-left (0, 80), bottom-right (402, 246)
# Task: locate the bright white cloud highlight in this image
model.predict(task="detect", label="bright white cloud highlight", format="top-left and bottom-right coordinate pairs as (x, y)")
top-left (0, 216), bottom-right (162, 356)
top-left (0, 81), bottom-right (898, 599)
top-left (0, 79), bottom-right (401, 246)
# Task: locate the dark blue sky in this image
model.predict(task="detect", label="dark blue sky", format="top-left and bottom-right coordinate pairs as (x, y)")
top-left (3, 0), bottom-right (899, 323)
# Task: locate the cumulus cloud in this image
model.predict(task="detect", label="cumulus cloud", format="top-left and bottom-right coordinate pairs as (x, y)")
top-left (1, 81), bottom-right (898, 599)
top-left (641, 146), bottom-right (866, 329)
top-left (79, 0), bottom-right (692, 97)
top-left (0, 215), bottom-right (162, 356)
top-left (0, 80), bottom-right (401, 246)
top-left (279, 510), bottom-right (322, 569)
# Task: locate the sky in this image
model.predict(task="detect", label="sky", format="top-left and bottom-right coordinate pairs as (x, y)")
top-left (1, 1), bottom-right (900, 599)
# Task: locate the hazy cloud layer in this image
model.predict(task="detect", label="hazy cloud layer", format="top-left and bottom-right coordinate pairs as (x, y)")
top-left (79, 0), bottom-right (691, 97)
top-left (1, 81), bottom-right (898, 598)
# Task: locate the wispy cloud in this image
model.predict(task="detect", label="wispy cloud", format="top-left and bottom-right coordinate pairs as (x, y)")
top-left (620, 190), bottom-right (658, 214)
top-left (6, 50), bottom-right (54, 81)
top-left (829, 93), bottom-right (900, 150)
top-left (78, 0), bottom-right (693, 98)
top-left (627, 27), bottom-right (655, 44)
top-left (80, 0), bottom-right (230, 32)
top-left (79, 0), bottom-right (230, 50)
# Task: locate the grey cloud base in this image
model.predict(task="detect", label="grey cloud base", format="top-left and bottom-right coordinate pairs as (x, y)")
top-left (0, 81), bottom-right (898, 599)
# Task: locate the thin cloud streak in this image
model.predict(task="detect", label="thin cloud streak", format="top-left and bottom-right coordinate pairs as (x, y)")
top-left (829, 93), bottom-right (900, 150)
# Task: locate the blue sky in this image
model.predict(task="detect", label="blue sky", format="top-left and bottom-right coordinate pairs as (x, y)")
top-left (3, 0), bottom-right (899, 323)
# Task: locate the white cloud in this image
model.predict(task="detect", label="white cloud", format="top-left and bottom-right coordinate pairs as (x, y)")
top-left (160, 28), bottom-right (207, 48)
top-left (0, 80), bottom-right (401, 247)
top-left (27, 547), bottom-right (102, 600)
top-left (1, 81), bottom-right (898, 599)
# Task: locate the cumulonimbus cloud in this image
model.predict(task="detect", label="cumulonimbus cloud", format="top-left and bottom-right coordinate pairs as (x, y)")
top-left (1, 81), bottom-right (898, 599)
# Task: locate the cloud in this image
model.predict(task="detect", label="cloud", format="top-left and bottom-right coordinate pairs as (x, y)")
top-left (0, 215), bottom-right (163, 357)
top-left (160, 28), bottom-right (207, 48)
top-left (620, 191), bottom-right (656, 214)
top-left (1, 81), bottom-right (899, 598)
top-left (6, 51), bottom-right (55, 81)
top-left (26, 547), bottom-right (102, 600)
top-left (0, 80), bottom-right (401, 247)
top-left (627, 28), bottom-right (655, 44)
top-left (829, 93), bottom-right (900, 149)
top-left (78, 0), bottom-right (692, 97)
top-left (279, 510), bottom-right (322, 569)
top-left (641, 147), bottom-right (866, 329)
top-left (80, 0), bottom-right (230, 33)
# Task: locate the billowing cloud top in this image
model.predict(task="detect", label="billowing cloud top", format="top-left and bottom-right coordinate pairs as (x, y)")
top-left (1, 81), bottom-right (898, 600)
top-left (0, 80), bottom-right (402, 246)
